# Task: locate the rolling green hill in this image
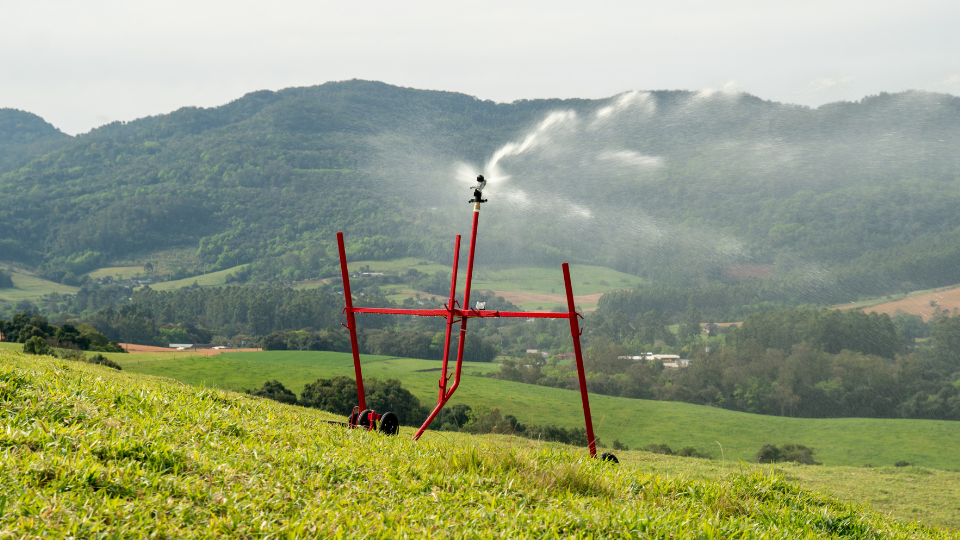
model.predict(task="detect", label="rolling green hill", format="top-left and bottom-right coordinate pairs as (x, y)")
top-left (107, 349), bottom-right (960, 470)
top-left (2, 82), bottom-right (960, 313)
top-left (3, 349), bottom-right (959, 535)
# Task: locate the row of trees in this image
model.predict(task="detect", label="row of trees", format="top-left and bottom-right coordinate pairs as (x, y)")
top-left (0, 312), bottom-right (123, 353)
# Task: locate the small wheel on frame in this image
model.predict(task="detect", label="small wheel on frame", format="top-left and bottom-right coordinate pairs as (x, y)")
top-left (378, 412), bottom-right (400, 435)
top-left (599, 452), bottom-right (619, 464)
top-left (357, 409), bottom-right (375, 430)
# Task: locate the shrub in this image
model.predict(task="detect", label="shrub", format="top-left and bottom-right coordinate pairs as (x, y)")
top-left (894, 460), bottom-right (912, 467)
top-left (87, 353), bottom-right (122, 370)
top-left (23, 336), bottom-right (49, 355)
top-left (612, 439), bottom-right (629, 451)
top-left (756, 444), bottom-right (821, 465)
top-left (645, 443), bottom-right (710, 458)
top-left (299, 377), bottom-right (429, 426)
top-left (247, 380), bottom-right (298, 405)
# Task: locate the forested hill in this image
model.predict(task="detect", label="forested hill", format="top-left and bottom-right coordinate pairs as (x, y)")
top-left (1, 81), bottom-right (960, 304)
top-left (0, 108), bottom-right (72, 175)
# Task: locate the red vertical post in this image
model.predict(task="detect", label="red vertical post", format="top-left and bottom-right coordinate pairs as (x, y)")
top-left (438, 235), bottom-right (461, 401)
top-left (563, 262), bottom-right (597, 458)
top-left (337, 232), bottom-right (366, 411)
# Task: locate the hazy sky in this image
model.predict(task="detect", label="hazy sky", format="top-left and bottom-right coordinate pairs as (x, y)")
top-left (3, 0), bottom-right (959, 135)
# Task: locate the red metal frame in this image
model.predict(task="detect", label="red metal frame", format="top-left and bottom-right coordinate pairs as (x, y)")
top-left (336, 201), bottom-right (599, 457)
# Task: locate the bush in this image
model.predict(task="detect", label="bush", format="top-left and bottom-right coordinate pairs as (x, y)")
top-left (22, 336), bottom-right (49, 355)
top-left (87, 353), bottom-right (122, 370)
top-left (756, 444), bottom-right (820, 465)
top-left (247, 380), bottom-right (297, 405)
top-left (299, 377), bottom-right (429, 426)
top-left (894, 460), bottom-right (912, 467)
top-left (260, 331), bottom-right (288, 351)
top-left (644, 443), bottom-right (711, 459)
top-left (612, 439), bottom-right (629, 451)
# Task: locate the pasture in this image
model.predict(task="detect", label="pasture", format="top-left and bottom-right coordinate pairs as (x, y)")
top-left (138, 264), bottom-right (249, 291)
top-left (317, 257), bottom-right (646, 310)
top-left (3, 349), bottom-right (959, 534)
top-left (0, 270), bottom-right (79, 302)
top-left (108, 349), bottom-right (960, 471)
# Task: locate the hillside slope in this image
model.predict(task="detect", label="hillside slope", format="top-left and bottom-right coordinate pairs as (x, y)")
top-left (110, 349), bottom-right (960, 470)
top-left (1, 82), bottom-right (960, 304)
top-left (0, 108), bottom-right (71, 175)
top-left (2, 349), bottom-right (956, 537)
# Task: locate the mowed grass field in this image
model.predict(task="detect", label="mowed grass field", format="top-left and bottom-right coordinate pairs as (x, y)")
top-left (137, 264), bottom-right (249, 291)
top-left (0, 270), bottom-right (79, 302)
top-left (86, 266), bottom-right (144, 280)
top-left (107, 349), bottom-right (960, 472)
top-left (3, 349), bottom-right (959, 535)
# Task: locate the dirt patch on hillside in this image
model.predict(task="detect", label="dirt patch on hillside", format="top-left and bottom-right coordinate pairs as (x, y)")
top-left (120, 343), bottom-right (262, 355)
top-left (491, 290), bottom-right (611, 311)
top-left (845, 285), bottom-right (960, 321)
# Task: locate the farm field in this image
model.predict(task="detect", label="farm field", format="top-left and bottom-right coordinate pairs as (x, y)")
top-left (137, 264), bottom-right (249, 291)
top-left (0, 269), bottom-right (79, 302)
top-left (3, 350), bottom-right (959, 535)
top-left (841, 283), bottom-right (960, 321)
top-left (107, 349), bottom-right (960, 471)
top-left (329, 258), bottom-right (645, 310)
top-left (85, 266), bottom-right (144, 280)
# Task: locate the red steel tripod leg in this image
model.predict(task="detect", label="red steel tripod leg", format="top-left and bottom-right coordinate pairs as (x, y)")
top-left (413, 205), bottom-right (482, 440)
top-left (337, 232), bottom-right (366, 411)
top-left (563, 262), bottom-right (597, 458)
top-left (438, 235), bottom-right (461, 401)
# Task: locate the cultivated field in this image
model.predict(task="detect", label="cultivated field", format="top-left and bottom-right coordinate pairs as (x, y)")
top-left (326, 258), bottom-right (644, 310)
top-left (3, 349), bottom-right (958, 534)
top-left (106, 349), bottom-right (960, 471)
top-left (846, 283), bottom-right (960, 321)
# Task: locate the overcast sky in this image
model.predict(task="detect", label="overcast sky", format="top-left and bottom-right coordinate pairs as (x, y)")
top-left (2, 0), bottom-right (959, 135)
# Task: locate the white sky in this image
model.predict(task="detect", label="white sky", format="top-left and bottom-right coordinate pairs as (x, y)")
top-left (2, 0), bottom-right (958, 135)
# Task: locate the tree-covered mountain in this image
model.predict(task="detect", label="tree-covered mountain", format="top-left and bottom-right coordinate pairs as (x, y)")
top-left (0, 108), bottom-right (72, 175)
top-left (1, 81), bottom-right (959, 307)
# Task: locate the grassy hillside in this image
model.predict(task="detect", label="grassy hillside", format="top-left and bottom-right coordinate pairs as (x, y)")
top-left (2, 349), bottom-right (957, 536)
top-left (4, 82), bottom-right (960, 309)
top-left (330, 258), bottom-right (643, 309)
top-left (0, 267), bottom-right (79, 301)
top-left (108, 350), bottom-right (960, 470)
top-left (139, 264), bottom-right (248, 291)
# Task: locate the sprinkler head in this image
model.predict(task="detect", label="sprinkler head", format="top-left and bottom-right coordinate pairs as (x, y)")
top-left (469, 175), bottom-right (488, 204)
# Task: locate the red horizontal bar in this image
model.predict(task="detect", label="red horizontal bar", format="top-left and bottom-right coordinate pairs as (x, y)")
top-left (490, 311), bottom-right (570, 319)
top-left (350, 308), bottom-right (448, 316)
top-left (348, 307), bottom-right (571, 319)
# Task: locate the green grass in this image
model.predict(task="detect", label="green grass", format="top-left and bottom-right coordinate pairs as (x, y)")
top-left (0, 270), bottom-right (79, 302)
top-left (323, 258), bottom-right (644, 310)
top-left (109, 350), bottom-right (960, 472)
top-left (140, 265), bottom-right (248, 291)
top-left (86, 266), bottom-right (145, 280)
top-left (2, 349), bottom-right (957, 537)
top-left (470, 264), bottom-right (644, 296)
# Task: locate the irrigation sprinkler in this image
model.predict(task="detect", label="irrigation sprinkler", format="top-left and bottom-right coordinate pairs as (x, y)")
top-left (336, 175), bottom-right (614, 461)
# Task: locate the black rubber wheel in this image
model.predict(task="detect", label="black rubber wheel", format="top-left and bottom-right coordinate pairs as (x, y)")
top-left (379, 412), bottom-right (400, 436)
top-left (599, 452), bottom-right (619, 464)
top-left (347, 409), bottom-right (360, 426)
top-left (357, 409), bottom-right (374, 429)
